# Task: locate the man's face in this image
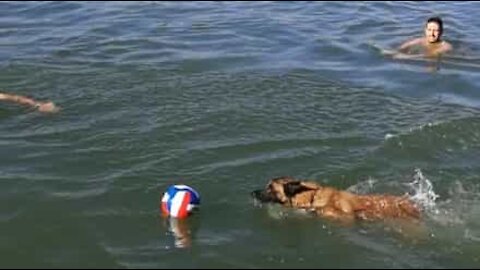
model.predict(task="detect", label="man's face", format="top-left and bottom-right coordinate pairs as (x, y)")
top-left (425, 22), bottom-right (441, 43)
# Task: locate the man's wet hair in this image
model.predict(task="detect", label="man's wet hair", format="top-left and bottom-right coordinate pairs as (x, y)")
top-left (426, 17), bottom-right (443, 35)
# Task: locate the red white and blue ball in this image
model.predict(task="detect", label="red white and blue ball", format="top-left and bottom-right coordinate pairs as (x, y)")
top-left (161, 185), bottom-right (200, 218)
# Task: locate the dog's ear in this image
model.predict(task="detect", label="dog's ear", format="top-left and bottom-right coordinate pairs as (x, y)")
top-left (284, 181), bottom-right (313, 197)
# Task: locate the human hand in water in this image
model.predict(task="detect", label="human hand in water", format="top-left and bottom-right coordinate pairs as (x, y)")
top-left (36, 101), bottom-right (60, 113)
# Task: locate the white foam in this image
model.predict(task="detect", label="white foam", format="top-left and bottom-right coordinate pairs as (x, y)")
top-left (407, 168), bottom-right (440, 214)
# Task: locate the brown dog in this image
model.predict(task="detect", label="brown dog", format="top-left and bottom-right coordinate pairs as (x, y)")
top-left (252, 176), bottom-right (421, 224)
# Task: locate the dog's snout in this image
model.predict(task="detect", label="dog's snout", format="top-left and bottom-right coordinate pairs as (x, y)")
top-left (252, 189), bottom-right (278, 204)
top-left (251, 189), bottom-right (272, 202)
top-left (251, 189), bottom-right (263, 199)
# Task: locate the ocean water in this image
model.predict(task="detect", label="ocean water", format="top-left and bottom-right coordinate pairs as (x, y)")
top-left (1, 1), bottom-right (480, 268)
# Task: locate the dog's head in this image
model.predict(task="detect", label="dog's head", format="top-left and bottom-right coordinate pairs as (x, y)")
top-left (251, 177), bottom-right (319, 205)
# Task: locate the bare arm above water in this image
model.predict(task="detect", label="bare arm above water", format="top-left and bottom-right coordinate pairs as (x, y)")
top-left (0, 92), bottom-right (59, 113)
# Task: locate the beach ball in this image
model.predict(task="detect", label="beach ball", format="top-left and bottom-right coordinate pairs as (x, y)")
top-left (161, 185), bottom-right (200, 218)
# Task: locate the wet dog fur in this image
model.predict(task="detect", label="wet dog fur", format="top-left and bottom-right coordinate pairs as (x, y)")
top-left (252, 176), bottom-right (421, 224)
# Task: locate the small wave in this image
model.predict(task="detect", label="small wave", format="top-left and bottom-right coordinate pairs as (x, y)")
top-left (346, 177), bottom-right (378, 195)
top-left (382, 117), bottom-right (480, 156)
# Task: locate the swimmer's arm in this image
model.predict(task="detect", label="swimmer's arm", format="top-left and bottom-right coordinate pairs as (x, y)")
top-left (381, 48), bottom-right (421, 60)
top-left (0, 92), bottom-right (37, 106)
top-left (397, 37), bottom-right (423, 53)
top-left (0, 92), bottom-right (59, 113)
top-left (384, 38), bottom-right (425, 60)
top-left (391, 52), bottom-right (423, 60)
top-left (438, 41), bottom-right (453, 54)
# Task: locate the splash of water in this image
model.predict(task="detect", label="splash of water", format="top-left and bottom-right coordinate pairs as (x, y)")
top-left (407, 168), bottom-right (440, 214)
top-left (346, 177), bottom-right (377, 195)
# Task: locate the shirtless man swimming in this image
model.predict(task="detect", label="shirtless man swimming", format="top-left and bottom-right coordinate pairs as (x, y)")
top-left (0, 91), bottom-right (59, 113)
top-left (397, 16), bottom-right (452, 57)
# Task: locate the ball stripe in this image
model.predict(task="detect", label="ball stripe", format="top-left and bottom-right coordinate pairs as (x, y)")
top-left (161, 185), bottom-right (200, 218)
top-left (178, 191), bottom-right (191, 218)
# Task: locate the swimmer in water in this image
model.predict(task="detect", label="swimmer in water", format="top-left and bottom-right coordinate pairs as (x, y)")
top-left (397, 16), bottom-right (452, 58)
top-left (0, 91), bottom-right (59, 113)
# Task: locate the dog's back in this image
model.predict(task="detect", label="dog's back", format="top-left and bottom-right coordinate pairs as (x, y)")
top-left (352, 194), bottom-right (421, 221)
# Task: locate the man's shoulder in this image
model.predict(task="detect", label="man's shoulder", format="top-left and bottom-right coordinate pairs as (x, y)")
top-left (442, 40), bottom-right (453, 50)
